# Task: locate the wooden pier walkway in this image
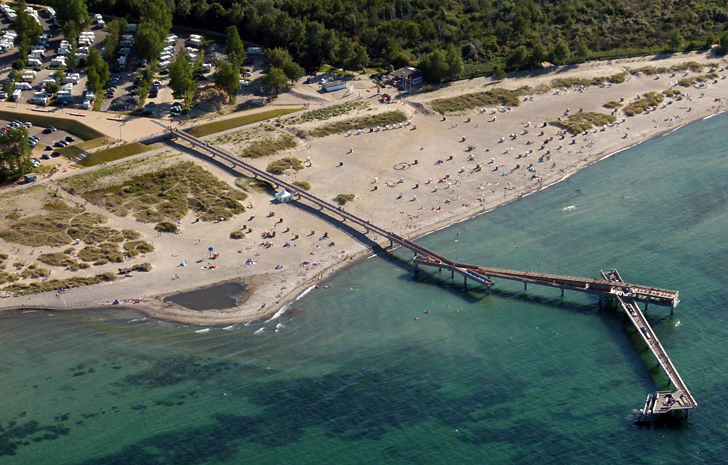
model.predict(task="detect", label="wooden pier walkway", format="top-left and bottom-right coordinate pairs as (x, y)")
top-left (602, 270), bottom-right (697, 417)
top-left (160, 124), bottom-right (695, 420)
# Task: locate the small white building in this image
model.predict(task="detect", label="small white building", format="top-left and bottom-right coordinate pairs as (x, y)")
top-left (275, 188), bottom-right (293, 203)
top-left (323, 80), bottom-right (347, 92)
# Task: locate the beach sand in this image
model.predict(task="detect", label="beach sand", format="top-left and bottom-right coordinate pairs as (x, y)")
top-left (1, 51), bottom-right (726, 324)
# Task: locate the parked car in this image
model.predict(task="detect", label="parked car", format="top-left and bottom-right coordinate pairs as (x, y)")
top-left (43, 126), bottom-right (56, 133)
top-left (41, 153), bottom-right (51, 159)
top-left (51, 151), bottom-right (61, 157)
top-left (45, 145), bottom-right (53, 151)
top-left (65, 135), bottom-right (75, 142)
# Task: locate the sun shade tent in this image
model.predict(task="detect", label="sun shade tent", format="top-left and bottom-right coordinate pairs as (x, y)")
top-left (275, 188), bottom-right (293, 203)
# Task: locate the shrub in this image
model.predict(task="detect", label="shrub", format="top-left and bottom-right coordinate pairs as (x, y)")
top-left (301, 111), bottom-right (408, 137)
top-left (551, 112), bottom-right (617, 134)
top-left (429, 88), bottom-right (526, 113)
top-left (266, 157), bottom-right (304, 174)
top-left (623, 92), bottom-right (664, 116)
top-left (334, 193), bottom-right (355, 204)
top-left (603, 101), bottom-right (622, 109)
top-left (155, 222), bottom-right (179, 233)
top-left (292, 181), bottom-right (311, 191)
top-left (229, 230), bottom-right (246, 239)
top-left (132, 262), bottom-right (152, 272)
top-left (242, 134), bottom-right (297, 158)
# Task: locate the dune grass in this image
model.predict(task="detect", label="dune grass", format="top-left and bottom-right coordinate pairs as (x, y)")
top-left (603, 101), bottom-right (623, 109)
top-left (287, 101), bottom-right (369, 125)
top-left (550, 73), bottom-right (627, 89)
top-left (266, 157), bottom-right (304, 175)
top-left (629, 61), bottom-right (703, 76)
top-left (69, 162), bottom-right (247, 223)
top-left (334, 193), bottom-right (355, 204)
top-left (623, 92), bottom-right (665, 116)
top-left (2, 272), bottom-right (116, 296)
top-left (242, 133), bottom-right (297, 158)
top-left (550, 112), bottom-right (617, 134)
top-left (188, 109), bottom-right (301, 137)
top-left (301, 111), bottom-right (408, 137)
top-left (429, 88), bottom-right (525, 113)
top-left (292, 181), bottom-right (310, 191)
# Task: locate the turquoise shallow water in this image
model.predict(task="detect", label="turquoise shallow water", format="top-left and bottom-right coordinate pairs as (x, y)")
top-left (2, 114), bottom-right (728, 464)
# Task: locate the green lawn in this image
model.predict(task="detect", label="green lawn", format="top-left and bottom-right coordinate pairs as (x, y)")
top-left (78, 142), bottom-right (151, 167)
top-left (188, 108), bottom-right (301, 137)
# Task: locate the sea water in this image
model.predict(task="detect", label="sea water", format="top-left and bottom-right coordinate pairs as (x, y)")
top-left (2, 114), bottom-right (728, 464)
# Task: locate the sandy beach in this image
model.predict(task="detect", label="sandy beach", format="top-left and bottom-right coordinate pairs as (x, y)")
top-left (1, 51), bottom-right (727, 324)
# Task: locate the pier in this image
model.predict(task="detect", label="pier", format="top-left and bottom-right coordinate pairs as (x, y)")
top-left (160, 124), bottom-right (695, 421)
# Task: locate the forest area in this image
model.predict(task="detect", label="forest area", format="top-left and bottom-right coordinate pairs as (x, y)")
top-left (45, 0), bottom-right (728, 81)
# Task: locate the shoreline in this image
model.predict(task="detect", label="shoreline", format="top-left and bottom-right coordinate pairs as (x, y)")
top-left (1, 106), bottom-right (721, 325)
top-left (1, 52), bottom-right (726, 324)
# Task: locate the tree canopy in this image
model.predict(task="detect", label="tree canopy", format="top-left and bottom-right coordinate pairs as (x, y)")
top-left (52, 0), bottom-right (89, 40)
top-left (0, 128), bottom-right (31, 181)
top-left (169, 53), bottom-right (196, 106)
top-left (213, 60), bottom-right (240, 103)
top-left (85, 0), bottom-right (728, 80)
top-left (225, 26), bottom-right (245, 66)
top-left (133, 0), bottom-right (172, 62)
top-left (86, 48), bottom-right (109, 96)
top-left (261, 67), bottom-right (288, 97)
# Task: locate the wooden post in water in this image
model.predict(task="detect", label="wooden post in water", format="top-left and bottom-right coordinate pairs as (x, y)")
top-left (524, 282), bottom-right (528, 291)
top-left (561, 287), bottom-right (565, 298)
top-left (464, 276), bottom-right (467, 289)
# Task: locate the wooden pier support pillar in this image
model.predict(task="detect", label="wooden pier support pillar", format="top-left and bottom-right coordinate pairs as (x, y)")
top-left (451, 270), bottom-right (455, 279)
top-left (464, 277), bottom-right (467, 289)
top-left (561, 287), bottom-right (565, 298)
top-left (524, 282), bottom-right (528, 291)
top-left (644, 303), bottom-right (649, 313)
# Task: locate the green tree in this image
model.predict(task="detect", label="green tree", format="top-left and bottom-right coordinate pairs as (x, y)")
top-left (44, 81), bottom-right (60, 94)
top-left (445, 44), bottom-right (464, 79)
top-left (169, 53), bottom-right (196, 105)
top-left (15, 6), bottom-right (43, 63)
top-left (262, 48), bottom-right (294, 72)
top-left (66, 40), bottom-right (79, 70)
top-left (86, 67), bottom-right (100, 95)
top-left (225, 26), bottom-right (246, 66)
top-left (262, 47), bottom-right (304, 82)
top-left (213, 60), bottom-right (241, 103)
top-left (134, 0), bottom-right (172, 62)
top-left (493, 66), bottom-right (506, 80)
top-left (52, 0), bottom-right (89, 39)
top-left (716, 32), bottom-right (728, 55)
top-left (261, 67), bottom-right (288, 97)
top-left (507, 45), bottom-right (528, 70)
top-left (419, 49), bottom-right (449, 83)
top-left (550, 39), bottom-right (570, 65)
top-left (575, 39), bottom-right (590, 61)
top-left (529, 43), bottom-right (547, 68)
top-left (282, 60), bottom-right (304, 82)
top-left (0, 127), bottom-right (31, 179)
top-left (668, 30), bottom-right (684, 52)
top-left (103, 18), bottom-right (128, 64)
top-left (87, 48), bottom-right (109, 84)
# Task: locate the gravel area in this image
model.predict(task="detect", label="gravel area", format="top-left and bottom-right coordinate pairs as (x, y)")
top-left (108, 94), bottom-right (139, 112)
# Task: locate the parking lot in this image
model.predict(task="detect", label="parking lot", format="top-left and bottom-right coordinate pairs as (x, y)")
top-left (0, 8), bottom-right (109, 108)
top-left (0, 118), bottom-right (76, 169)
top-left (0, 5), bottom-right (273, 123)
